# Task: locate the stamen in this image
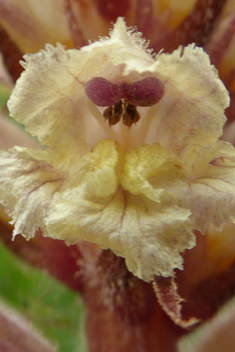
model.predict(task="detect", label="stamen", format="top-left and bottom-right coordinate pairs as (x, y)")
top-left (122, 103), bottom-right (140, 127)
top-left (103, 101), bottom-right (122, 126)
top-left (103, 99), bottom-right (140, 128)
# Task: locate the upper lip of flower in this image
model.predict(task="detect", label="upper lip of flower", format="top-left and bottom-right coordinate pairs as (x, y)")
top-left (0, 17), bottom-right (234, 282)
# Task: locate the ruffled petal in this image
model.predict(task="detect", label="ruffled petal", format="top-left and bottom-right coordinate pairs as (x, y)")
top-left (120, 193), bottom-right (194, 281)
top-left (178, 141), bottom-right (235, 233)
top-left (45, 184), bottom-right (194, 281)
top-left (7, 44), bottom-right (93, 153)
top-left (44, 139), bottom-right (123, 242)
top-left (0, 147), bottom-right (66, 239)
top-left (121, 143), bottom-right (187, 202)
top-left (139, 45), bottom-right (230, 172)
top-left (44, 141), bottom-right (194, 281)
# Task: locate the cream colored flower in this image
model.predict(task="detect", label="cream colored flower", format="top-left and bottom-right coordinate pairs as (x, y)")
top-left (0, 18), bottom-right (233, 282)
top-left (0, 0), bottom-right (73, 53)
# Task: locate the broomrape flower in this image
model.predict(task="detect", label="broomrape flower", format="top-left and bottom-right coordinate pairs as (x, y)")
top-left (0, 17), bottom-right (233, 282)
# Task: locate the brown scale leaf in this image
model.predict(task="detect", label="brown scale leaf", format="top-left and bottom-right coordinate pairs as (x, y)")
top-left (93, 0), bottom-right (131, 21)
top-left (0, 25), bottom-right (23, 82)
top-left (179, 261), bottom-right (235, 321)
top-left (83, 248), bottom-right (185, 352)
top-left (96, 249), bottom-right (156, 325)
top-left (153, 275), bottom-right (200, 329)
top-left (152, 0), bottom-right (228, 53)
top-left (64, 0), bottom-right (87, 48)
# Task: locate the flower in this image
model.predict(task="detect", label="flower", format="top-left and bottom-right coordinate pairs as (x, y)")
top-left (0, 0), bottom-right (73, 53)
top-left (0, 17), bottom-right (233, 282)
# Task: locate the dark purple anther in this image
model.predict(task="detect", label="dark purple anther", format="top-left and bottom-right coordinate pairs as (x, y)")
top-left (123, 77), bottom-right (165, 107)
top-left (85, 77), bottom-right (123, 106)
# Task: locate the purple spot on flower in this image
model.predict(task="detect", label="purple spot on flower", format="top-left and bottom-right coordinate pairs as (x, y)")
top-left (123, 77), bottom-right (165, 107)
top-left (85, 77), bottom-right (122, 106)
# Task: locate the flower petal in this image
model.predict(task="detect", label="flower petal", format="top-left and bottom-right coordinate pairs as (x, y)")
top-left (0, 147), bottom-right (66, 239)
top-left (44, 141), bottom-right (194, 281)
top-left (178, 141), bottom-right (235, 232)
top-left (140, 45), bottom-right (230, 172)
top-left (121, 143), bottom-right (187, 202)
top-left (7, 44), bottom-right (93, 152)
top-left (120, 193), bottom-right (194, 281)
top-left (46, 186), bottom-right (194, 281)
